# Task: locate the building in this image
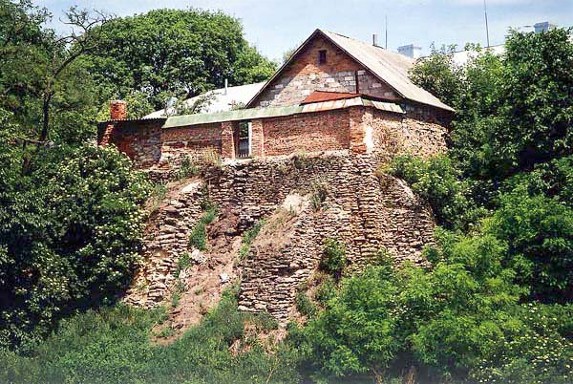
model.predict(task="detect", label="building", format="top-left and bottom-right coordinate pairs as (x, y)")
top-left (98, 29), bottom-right (454, 168)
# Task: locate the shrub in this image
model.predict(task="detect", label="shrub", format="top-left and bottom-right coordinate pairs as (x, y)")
top-left (319, 239), bottom-right (347, 279)
top-left (175, 155), bottom-right (198, 180)
top-left (0, 145), bottom-right (151, 349)
top-left (295, 292), bottom-right (317, 318)
top-left (388, 155), bottom-right (481, 231)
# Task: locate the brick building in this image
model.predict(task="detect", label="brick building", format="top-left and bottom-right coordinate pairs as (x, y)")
top-left (98, 29), bottom-right (454, 168)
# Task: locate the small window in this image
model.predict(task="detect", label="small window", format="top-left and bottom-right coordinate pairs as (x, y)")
top-left (318, 50), bottom-right (327, 65)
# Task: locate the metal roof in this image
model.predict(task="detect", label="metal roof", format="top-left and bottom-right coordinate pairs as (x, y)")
top-left (163, 96), bottom-right (404, 129)
top-left (301, 91), bottom-right (360, 104)
top-left (145, 82), bottom-right (266, 118)
top-left (247, 29), bottom-right (454, 112)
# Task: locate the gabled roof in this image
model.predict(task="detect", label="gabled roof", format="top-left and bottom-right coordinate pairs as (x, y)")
top-left (247, 29), bottom-right (454, 112)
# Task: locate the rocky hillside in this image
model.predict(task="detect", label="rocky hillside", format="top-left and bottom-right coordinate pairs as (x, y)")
top-left (124, 152), bottom-right (436, 337)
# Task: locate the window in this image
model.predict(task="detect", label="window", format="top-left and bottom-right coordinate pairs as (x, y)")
top-left (318, 50), bottom-right (327, 65)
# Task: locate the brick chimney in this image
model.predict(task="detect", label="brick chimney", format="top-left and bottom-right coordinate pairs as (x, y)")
top-left (110, 100), bottom-right (127, 120)
top-left (101, 100), bottom-right (127, 146)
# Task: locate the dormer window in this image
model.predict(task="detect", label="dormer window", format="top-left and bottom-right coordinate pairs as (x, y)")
top-left (318, 50), bottom-right (327, 65)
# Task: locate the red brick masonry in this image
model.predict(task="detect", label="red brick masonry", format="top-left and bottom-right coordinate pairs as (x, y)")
top-left (98, 104), bottom-right (449, 169)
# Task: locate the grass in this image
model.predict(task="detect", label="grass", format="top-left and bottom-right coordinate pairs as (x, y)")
top-left (238, 220), bottom-right (265, 260)
top-left (189, 204), bottom-right (218, 251)
top-left (0, 290), bottom-right (299, 384)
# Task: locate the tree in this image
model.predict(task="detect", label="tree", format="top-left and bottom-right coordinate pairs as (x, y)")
top-left (0, 144), bottom-right (150, 349)
top-left (0, 1), bottom-right (110, 172)
top-left (82, 9), bottom-right (276, 111)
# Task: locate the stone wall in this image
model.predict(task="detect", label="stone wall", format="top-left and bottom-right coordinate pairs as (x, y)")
top-left (203, 154), bottom-right (435, 323)
top-left (366, 108), bottom-right (448, 160)
top-left (125, 153), bottom-right (437, 325)
top-left (250, 35), bottom-right (399, 108)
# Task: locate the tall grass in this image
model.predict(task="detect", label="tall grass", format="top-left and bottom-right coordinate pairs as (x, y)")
top-left (0, 290), bottom-right (299, 384)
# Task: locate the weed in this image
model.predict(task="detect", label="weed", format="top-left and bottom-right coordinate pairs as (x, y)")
top-left (310, 180), bottom-right (328, 211)
top-left (295, 292), bottom-right (317, 318)
top-left (148, 182), bottom-right (168, 213)
top-left (238, 220), bottom-right (265, 260)
top-left (292, 152), bottom-right (311, 169)
top-left (175, 155), bottom-right (198, 180)
top-left (174, 252), bottom-right (191, 277)
top-left (189, 205), bottom-right (218, 251)
top-left (157, 326), bottom-right (175, 338)
top-left (319, 238), bottom-right (347, 279)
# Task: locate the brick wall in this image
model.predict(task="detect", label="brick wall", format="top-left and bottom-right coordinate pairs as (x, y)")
top-left (159, 123), bottom-right (222, 164)
top-left (262, 109), bottom-right (351, 156)
top-left (101, 103), bottom-right (448, 171)
top-left (250, 35), bottom-right (400, 107)
top-left (102, 120), bottom-right (164, 168)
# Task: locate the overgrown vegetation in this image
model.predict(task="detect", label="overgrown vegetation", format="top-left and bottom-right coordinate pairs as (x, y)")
top-left (238, 220), bottom-right (265, 259)
top-left (0, 288), bottom-right (299, 384)
top-left (189, 203), bottom-right (218, 251)
top-left (319, 238), bottom-right (347, 280)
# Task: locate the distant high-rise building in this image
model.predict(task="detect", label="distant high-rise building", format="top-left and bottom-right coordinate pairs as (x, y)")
top-left (534, 21), bottom-right (556, 33)
top-left (398, 44), bottom-right (422, 59)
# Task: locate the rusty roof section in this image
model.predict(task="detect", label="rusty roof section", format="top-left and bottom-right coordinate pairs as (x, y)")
top-left (163, 96), bottom-right (404, 129)
top-left (301, 90), bottom-right (360, 105)
top-left (246, 29), bottom-right (454, 113)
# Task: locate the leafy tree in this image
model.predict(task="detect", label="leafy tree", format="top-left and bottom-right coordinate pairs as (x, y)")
top-left (485, 189), bottom-right (573, 303)
top-left (388, 155), bottom-right (482, 231)
top-left (0, 1), bottom-right (108, 150)
top-left (83, 9), bottom-right (276, 110)
top-left (0, 144), bottom-right (150, 349)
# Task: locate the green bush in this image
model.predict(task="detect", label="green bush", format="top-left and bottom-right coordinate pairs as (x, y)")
top-left (388, 155), bottom-right (481, 230)
top-left (319, 239), bottom-right (347, 279)
top-left (0, 145), bottom-right (150, 349)
top-left (295, 292), bottom-right (317, 318)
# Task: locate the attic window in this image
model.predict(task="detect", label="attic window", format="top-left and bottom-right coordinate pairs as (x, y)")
top-left (318, 50), bottom-right (327, 65)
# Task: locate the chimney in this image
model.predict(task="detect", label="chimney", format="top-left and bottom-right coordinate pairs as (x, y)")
top-left (110, 100), bottom-right (127, 120)
top-left (372, 34), bottom-right (379, 47)
top-left (398, 44), bottom-right (422, 59)
top-left (101, 100), bottom-right (126, 147)
top-left (224, 79), bottom-right (228, 95)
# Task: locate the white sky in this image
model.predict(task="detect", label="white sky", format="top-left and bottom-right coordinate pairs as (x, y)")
top-left (35, 0), bottom-right (573, 61)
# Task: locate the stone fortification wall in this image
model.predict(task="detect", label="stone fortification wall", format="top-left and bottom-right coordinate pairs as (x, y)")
top-left (203, 154), bottom-right (435, 323)
top-left (126, 153), bottom-right (436, 325)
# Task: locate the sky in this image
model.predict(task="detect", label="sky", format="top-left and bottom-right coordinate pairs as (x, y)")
top-left (35, 0), bottom-right (573, 61)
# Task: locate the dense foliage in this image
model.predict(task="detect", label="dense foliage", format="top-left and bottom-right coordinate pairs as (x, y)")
top-left (0, 143), bottom-right (150, 349)
top-left (0, 1), bottom-right (151, 349)
top-left (82, 8), bottom-right (277, 112)
top-left (0, 288), bottom-right (299, 384)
